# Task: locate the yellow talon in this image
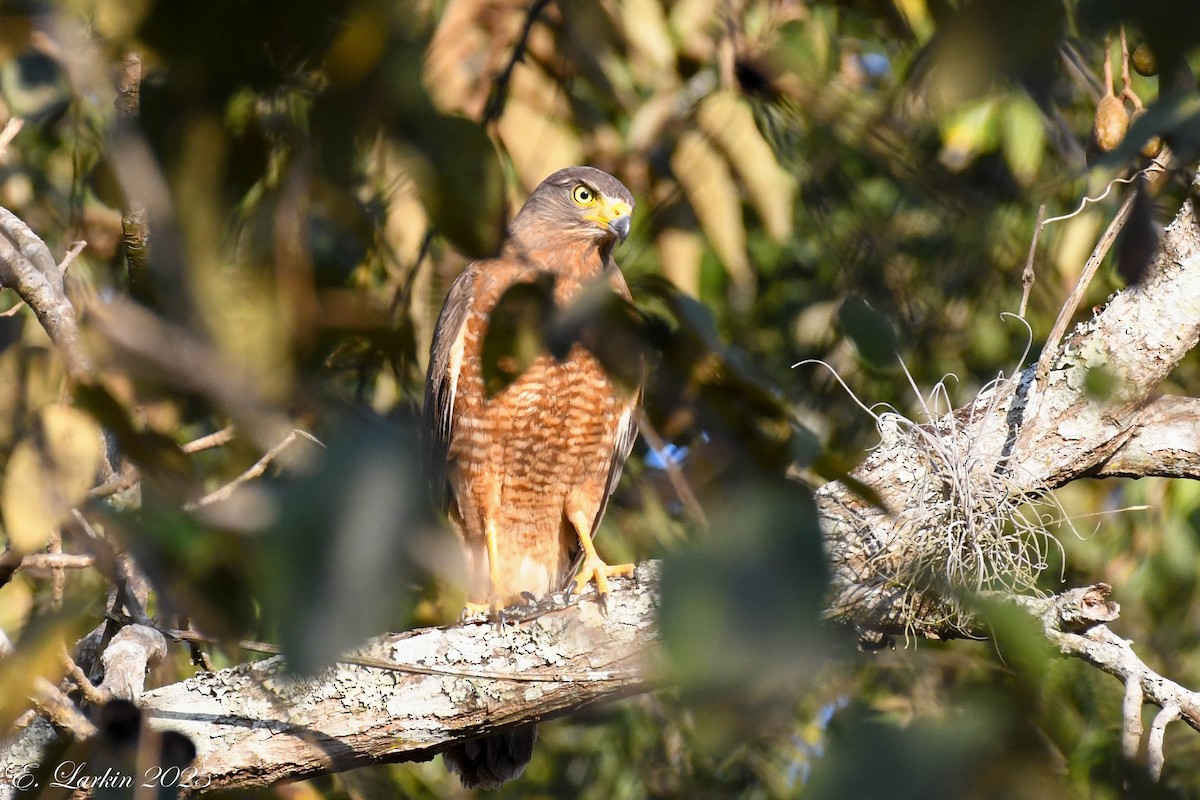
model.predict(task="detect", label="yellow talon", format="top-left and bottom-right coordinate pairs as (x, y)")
top-left (572, 558), bottom-right (635, 606)
top-left (461, 600), bottom-right (501, 621)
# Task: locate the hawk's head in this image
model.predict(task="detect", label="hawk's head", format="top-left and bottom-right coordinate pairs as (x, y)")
top-left (509, 166), bottom-right (635, 247)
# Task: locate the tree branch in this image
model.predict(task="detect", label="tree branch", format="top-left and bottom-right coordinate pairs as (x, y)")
top-left (1091, 395), bottom-right (1200, 480)
top-left (818, 172), bottom-right (1200, 638)
top-left (0, 208), bottom-right (91, 379)
top-left (127, 564), bottom-right (658, 792)
top-left (1011, 583), bottom-right (1200, 773)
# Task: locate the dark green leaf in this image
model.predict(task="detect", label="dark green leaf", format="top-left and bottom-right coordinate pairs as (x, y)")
top-left (480, 275), bottom-right (556, 398)
top-left (839, 295), bottom-right (899, 369)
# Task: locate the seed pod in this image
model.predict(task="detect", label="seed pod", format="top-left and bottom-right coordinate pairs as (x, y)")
top-left (1132, 43), bottom-right (1158, 76)
top-left (1130, 109), bottom-right (1163, 158)
top-left (1093, 93), bottom-right (1129, 152)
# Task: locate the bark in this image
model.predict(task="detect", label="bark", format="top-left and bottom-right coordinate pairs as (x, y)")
top-left (820, 172), bottom-right (1200, 638)
top-left (135, 565), bottom-right (657, 792)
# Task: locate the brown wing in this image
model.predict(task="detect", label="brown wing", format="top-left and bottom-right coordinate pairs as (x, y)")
top-left (423, 264), bottom-right (480, 511)
top-left (589, 399), bottom-right (639, 535)
top-left (588, 264), bottom-right (643, 535)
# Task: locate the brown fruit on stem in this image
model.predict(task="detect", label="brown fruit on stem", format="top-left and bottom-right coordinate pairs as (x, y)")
top-left (1093, 94), bottom-right (1129, 152)
top-left (1130, 109), bottom-right (1163, 158)
top-left (1132, 43), bottom-right (1158, 76)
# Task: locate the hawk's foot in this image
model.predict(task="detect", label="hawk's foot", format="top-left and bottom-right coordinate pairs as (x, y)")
top-left (572, 558), bottom-right (635, 613)
top-left (461, 600), bottom-right (502, 622)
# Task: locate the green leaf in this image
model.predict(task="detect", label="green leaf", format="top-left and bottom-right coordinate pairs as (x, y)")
top-left (838, 296), bottom-right (899, 369)
top-left (480, 275), bottom-right (556, 398)
top-left (660, 477), bottom-right (831, 693)
top-left (1001, 95), bottom-right (1046, 186)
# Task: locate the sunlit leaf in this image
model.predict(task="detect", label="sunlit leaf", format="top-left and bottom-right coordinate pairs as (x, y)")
top-left (1001, 95), bottom-right (1046, 186)
top-left (697, 90), bottom-right (796, 241)
top-left (939, 98), bottom-right (999, 172)
top-left (672, 130), bottom-right (755, 305)
top-left (2, 405), bottom-right (104, 553)
top-left (480, 275), bottom-right (556, 397)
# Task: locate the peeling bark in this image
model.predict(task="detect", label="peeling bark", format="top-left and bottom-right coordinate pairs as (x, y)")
top-left (135, 565), bottom-right (658, 792)
top-left (820, 174), bottom-right (1200, 637)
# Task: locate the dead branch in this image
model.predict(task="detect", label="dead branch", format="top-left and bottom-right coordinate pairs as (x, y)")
top-left (1091, 395), bottom-right (1200, 480)
top-left (99, 625), bottom-right (168, 701)
top-left (820, 170), bottom-right (1200, 639)
top-left (136, 565), bottom-right (654, 792)
top-left (0, 208), bottom-right (91, 379)
top-left (1011, 584), bottom-right (1200, 775)
top-left (184, 429), bottom-right (324, 510)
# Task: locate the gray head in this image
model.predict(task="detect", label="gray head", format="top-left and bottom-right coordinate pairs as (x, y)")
top-left (508, 166), bottom-right (635, 248)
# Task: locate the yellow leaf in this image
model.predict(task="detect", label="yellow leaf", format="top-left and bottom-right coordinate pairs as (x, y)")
top-left (496, 79), bottom-right (584, 188)
top-left (2, 405), bottom-right (103, 553)
top-left (656, 227), bottom-right (704, 298)
top-left (697, 90), bottom-right (797, 241)
top-left (619, 0), bottom-right (676, 79)
top-left (671, 130), bottom-right (755, 304)
top-left (939, 98), bottom-right (999, 171)
top-left (1001, 95), bottom-right (1046, 186)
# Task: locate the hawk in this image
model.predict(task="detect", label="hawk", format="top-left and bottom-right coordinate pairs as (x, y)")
top-left (424, 166), bottom-right (640, 789)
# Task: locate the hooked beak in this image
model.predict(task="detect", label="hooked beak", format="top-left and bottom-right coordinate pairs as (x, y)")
top-left (588, 197), bottom-right (633, 243)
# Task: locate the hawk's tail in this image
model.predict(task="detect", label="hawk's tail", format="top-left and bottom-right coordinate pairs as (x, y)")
top-left (443, 724), bottom-right (538, 790)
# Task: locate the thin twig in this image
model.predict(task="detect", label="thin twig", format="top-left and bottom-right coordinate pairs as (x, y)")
top-left (48, 528), bottom-right (64, 609)
top-left (87, 468), bottom-right (140, 499)
top-left (1034, 189), bottom-right (1137, 386)
top-left (184, 429), bottom-right (324, 510)
top-left (635, 410), bottom-right (708, 528)
top-left (17, 553), bottom-right (96, 570)
top-left (1102, 34), bottom-right (1114, 96)
top-left (1123, 674), bottom-right (1144, 759)
top-left (89, 427), bottom-right (237, 499)
top-left (57, 240), bottom-right (86, 278)
top-left (30, 677), bottom-right (98, 740)
top-left (481, 0), bottom-right (554, 125)
top-left (1119, 26), bottom-right (1131, 97)
top-left (1149, 704), bottom-right (1180, 780)
top-left (62, 648), bottom-right (109, 704)
top-left (1019, 204), bottom-right (1047, 317)
top-left (0, 117), bottom-right (23, 158)
top-left (181, 426), bottom-right (236, 454)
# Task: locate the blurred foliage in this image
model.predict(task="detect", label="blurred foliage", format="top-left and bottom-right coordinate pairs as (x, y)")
top-left (0, 0), bottom-right (1198, 797)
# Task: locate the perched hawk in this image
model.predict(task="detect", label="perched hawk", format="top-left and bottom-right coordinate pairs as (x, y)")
top-left (424, 166), bottom-right (640, 789)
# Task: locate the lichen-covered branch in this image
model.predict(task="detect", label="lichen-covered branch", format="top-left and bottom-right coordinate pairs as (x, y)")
top-left (131, 565), bottom-right (658, 793)
top-left (1010, 584), bottom-right (1200, 777)
top-left (1091, 395), bottom-right (1200, 480)
top-left (0, 207), bottom-right (91, 379)
top-left (819, 171), bottom-right (1200, 638)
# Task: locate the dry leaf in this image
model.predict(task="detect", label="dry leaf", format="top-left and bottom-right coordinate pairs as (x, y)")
top-left (672, 130), bottom-right (755, 304)
top-left (697, 90), bottom-right (796, 240)
top-left (424, 0), bottom-right (528, 119)
top-left (657, 227), bottom-right (704, 298)
top-left (2, 404), bottom-right (103, 553)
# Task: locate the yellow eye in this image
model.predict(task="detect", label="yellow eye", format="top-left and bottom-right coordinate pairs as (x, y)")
top-left (571, 185), bottom-right (594, 205)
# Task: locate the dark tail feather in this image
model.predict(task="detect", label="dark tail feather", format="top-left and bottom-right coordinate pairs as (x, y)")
top-left (443, 724), bottom-right (538, 790)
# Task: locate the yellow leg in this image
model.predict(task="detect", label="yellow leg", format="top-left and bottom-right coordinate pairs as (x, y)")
top-left (461, 516), bottom-right (504, 620)
top-left (568, 510), bottom-right (634, 608)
